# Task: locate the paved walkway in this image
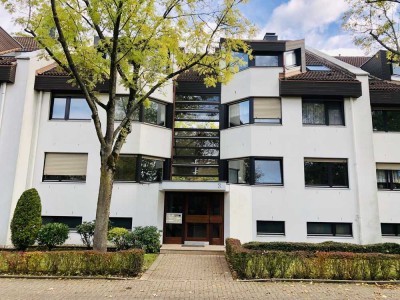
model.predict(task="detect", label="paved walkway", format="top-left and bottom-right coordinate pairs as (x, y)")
top-left (0, 254), bottom-right (399, 299)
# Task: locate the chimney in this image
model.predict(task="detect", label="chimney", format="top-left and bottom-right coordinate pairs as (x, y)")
top-left (263, 32), bottom-right (278, 41)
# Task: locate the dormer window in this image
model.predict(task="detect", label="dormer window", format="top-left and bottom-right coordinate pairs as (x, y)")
top-left (306, 65), bottom-right (331, 71)
top-left (284, 51), bottom-right (297, 67)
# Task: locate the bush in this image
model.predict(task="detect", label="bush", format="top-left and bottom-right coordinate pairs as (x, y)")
top-left (108, 227), bottom-right (134, 250)
top-left (243, 241), bottom-right (400, 254)
top-left (132, 226), bottom-right (161, 253)
top-left (37, 223), bottom-right (69, 250)
top-left (0, 249), bottom-right (144, 276)
top-left (10, 189), bottom-right (42, 250)
top-left (226, 238), bottom-right (400, 280)
top-left (76, 221), bottom-right (96, 249)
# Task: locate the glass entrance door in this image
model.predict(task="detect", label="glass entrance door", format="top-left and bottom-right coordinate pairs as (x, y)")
top-left (163, 192), bottom-right (224, 245)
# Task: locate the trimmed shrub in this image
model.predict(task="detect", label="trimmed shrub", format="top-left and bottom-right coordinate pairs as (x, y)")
top-left (37, 223), bottom-right (69, 250)
top-left (0, 249), bottom-right (144, 276)
top-left (10, 189), bottom-right (42, 250)
top-left (243, 241), bottom-right (400, 254)
top-left (226, 238), bottom-right (400, 280)
top-left (108, 227), bottom-right (134, 250)
top-left (76, 221), bottom-right (96, 249)
top-left (132, 226), bottom-right (161, 253)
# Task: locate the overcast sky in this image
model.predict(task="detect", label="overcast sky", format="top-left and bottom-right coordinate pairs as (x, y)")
top-left (0, 0), bottom-right (365, 56)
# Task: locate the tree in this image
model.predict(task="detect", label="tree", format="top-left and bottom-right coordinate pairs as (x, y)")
top-left (10, 188), bottom-right (42, 250)
top-left (2, 0), bottom-right (255, 251)
top-left (344, 0), bottom-right (400, 62)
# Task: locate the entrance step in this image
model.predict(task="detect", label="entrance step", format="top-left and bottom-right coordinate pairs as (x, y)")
top-left (160, 244), bottom-right (225, 255)
top-left (183, 241), bottom-right (209, 247)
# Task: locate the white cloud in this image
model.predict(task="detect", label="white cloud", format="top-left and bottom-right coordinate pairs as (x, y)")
top-left (259, 0), bottom-right (364, 56)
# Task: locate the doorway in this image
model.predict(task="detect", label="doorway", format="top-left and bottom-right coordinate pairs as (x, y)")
top-left (163, 192), bottom-right (224, 245)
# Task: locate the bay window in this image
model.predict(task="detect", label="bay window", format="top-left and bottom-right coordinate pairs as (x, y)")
top-left (228, 159), bottom-right (250, 184)
top-left (229, 100), bottom-right (250, 127)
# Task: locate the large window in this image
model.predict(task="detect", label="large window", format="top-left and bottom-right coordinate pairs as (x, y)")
top-left (50, 96), bottom-right (91, 120)
top-left (255, 159), bottom-right (283, 185)
top-left (42, 216), bottom-right (82, 230)
top-left (372, 108), bottom-right (400, 132)
top-left (307, 222), bottom-right (352, 237)
top-left (381, 223), bottom-right (400, 236)
top-left (304, 158), bottom-right (348, 188)
top-left (254, 55), bottom-right (279, 67)
top-left (42, 153), bottom-right (88, 182)
top-left (302, 101), bottom-right (344, 126)
top-left (376, 163), bottom-right (400, 190)
top-left (115, 155), bottom-right (137, 182)
top-left (257, 221), bottom-right (285, 236)
top-left (115, 96), bottom-right (166, 126)
top-left (115, 154), bottom-right (163, 183)
top-left (229, 100), bottom-right (250, 127)
top-left (228, 159), bottom-right (250, 184)
top-left (232, 51), bottom-right (249, 71)
top-left (109, 217), bottom-right (133, 230)
top-left (141, 157), bottom-right (163, 182)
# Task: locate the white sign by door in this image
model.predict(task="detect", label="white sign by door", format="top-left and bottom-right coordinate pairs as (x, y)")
top-left (166, 213), bottom-right (183, 224)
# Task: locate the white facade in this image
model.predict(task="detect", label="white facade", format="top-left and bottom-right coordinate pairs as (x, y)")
top-left (1, 41), bottom-right (399, 247)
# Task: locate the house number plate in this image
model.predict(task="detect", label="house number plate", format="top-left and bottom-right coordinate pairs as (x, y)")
top-left (166, 213), bottom-right (183, 224)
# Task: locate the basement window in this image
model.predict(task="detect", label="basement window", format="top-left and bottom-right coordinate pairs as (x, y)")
top-left (42, 216), bottom-right (82, 230)
top-left (257, 221), bottom-right (285, 236)
top-left (307, 222), bottom-right (352, 237)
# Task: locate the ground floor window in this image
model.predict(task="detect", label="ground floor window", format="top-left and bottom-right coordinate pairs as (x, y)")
top-left (257, 221), bottom-right (285, 235)
top-left (114, 154), bottom-right (164, 183)
top-left (307, 222), bottom-right (352, 237)
top-left (42, 216), bottom-right (82, 230)
top-left (109, 217), bottom-right (133, 230)
top-left (42, 153), bottom-right (88, 182)
top-left (381, 223), bottom-right (400, 236)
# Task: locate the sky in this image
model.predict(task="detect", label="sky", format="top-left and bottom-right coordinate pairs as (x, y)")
top-left (0, 0), bottom-right (365, 56)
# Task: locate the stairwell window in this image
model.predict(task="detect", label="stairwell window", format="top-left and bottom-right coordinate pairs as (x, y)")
top-left (304, 158), bottom-right (348, 188)
top-left (42, 153), bottom-right (88, 182)
top-left (302, 100), bottom-right (344, 126)
top-left (376, 163), bottom-right (400, 190)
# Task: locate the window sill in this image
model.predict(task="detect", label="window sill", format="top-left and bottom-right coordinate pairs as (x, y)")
top-left (307, 235), bottom-right (353, 239)
top-left (378, 189), bottom-right (400, 192)
top-left (257, 234), bottom-right (285, 237)
top-left (253, 184), bottom-right (284, 187)
top-left (373, 131), bottom-right (400, 134)
top-left (115, 120), bottom-right (169, 130)
top-left (42, 181), bottom-right (86, 184)
top-left (48, 119), bottom-right (91, 122)
top-left (382, 235), bottom-right (400, 238)
top-left (305, 186), bottom-right (349, 190)
top-left (302, 124), bottom-right (346, 128)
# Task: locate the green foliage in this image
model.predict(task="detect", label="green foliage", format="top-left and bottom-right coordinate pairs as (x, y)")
top-left (107, 227), bottom-right (134, 251)
top-left (10, 189), bottom-right (42, 251)
top-left (0, 249), bottom-right (144, 276)
top-left (243, 241), bottom-right (400, 254)
top-left (226, 239), bottom-right (400, 280)
top-left (76, 221), bottom-right (96, 249)
top-left (132, 226), bottom-right (161, 254)
top-left (37, 223), bottom-right (69, 250)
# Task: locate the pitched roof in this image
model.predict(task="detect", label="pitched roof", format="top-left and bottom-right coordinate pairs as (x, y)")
top-left (0, 27), bottom-right (22, 55)
top-left (369, 77), bottom-right (400, 91)
top-left (334, 56), bottom-right (371, 68)
top-left (39, 65), bottom-right (69, 76)
top-left (13, 37), bottom-right (40, 52)
top-left (284, 50), bottom-right (358, 82)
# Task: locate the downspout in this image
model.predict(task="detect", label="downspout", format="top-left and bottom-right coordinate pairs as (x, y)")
top-left (0, 83), bottom-right (7, 135)
top-left (26, 91), bottom-right (43, 188)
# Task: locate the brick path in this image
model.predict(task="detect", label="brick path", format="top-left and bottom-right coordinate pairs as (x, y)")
top-left (0, 254), bottom-right (399, 299)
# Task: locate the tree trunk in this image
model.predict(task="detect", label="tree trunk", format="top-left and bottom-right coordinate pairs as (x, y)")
top-left (93, 156), bottom-right (115, 252)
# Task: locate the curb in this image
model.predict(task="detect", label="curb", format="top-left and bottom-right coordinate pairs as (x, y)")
top-left (140, 254), bottom-right (164, 281)
top-left (236, 278), bottom-right (400, 285)
top-left (0, 275), bottom-right (134, 280)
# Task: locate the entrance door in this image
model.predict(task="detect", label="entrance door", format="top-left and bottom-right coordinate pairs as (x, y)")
top-left (163, 192), bottom-right (224, 245)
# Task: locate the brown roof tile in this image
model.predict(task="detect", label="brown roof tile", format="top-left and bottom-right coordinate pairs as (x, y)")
top-left (0, 27), bottom-right (22, 54)
top-left (39, 65), bottom-right (69, 76)
top-left (13, 37), bottom-right (40, 52)
top-left (369, 78), bottom-right (400, 91)
top-left (334, 56), bottom-right (371, 67)
top-left (0, 57), bottom-right (16, 65)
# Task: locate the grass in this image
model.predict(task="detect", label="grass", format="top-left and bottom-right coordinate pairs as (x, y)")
top-left (143, 254), bottom-right (158, 271)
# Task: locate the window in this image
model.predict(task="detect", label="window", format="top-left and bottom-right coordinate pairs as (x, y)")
top-left (376, 163), bottom-right (400, 190)
top-left (254, 55), bottom-right (279, 67)
top-left (42, 216), bottom-right (82, 230)
top-left (43, 153), bottom-right (88, 182)
top-left (255, 159), bottom-right (283, 185)
top-left (372, 108), bottom-right (400, 132)
top-left (229, 100), bottom-right (250, 127)
top-left (304, 158), bottom-right (348, 188)
top-left (254, 98), bottom-right (281, 124)
top-left (381, 223), bottom-right (400, 236)
top-left (302, 101), bottom-right (344, 126)
top-left (257, 221), bottom-right (285, 235)
top-left (141, 157), bottom-right (163, 182)
top-left (228, 159), bottom-right (250, 184)
top-left (392, 63), bottom-right (400, 76)
top-left (109, 217), bottom-right (133, 230)
top-left (115, 155), bottom-right (137, 182)
top-left (115, 96), bottom-right (166, 126)
top-left (306, 65), bottom-right (331, 71)
top-left (284, 51), bottom-right (297, 67)
top-left (232, 51), bottom-right (249, 71)
top-left (50, 96), bottom-right (91, 120)
top-left (307, 222), bottom-right (352, 237)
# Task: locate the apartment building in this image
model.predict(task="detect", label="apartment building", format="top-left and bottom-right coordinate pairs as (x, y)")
top-left (0, 28), bottom-right (399, 247)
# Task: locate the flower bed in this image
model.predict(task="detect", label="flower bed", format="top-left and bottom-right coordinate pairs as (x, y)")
top-left (226, 238), bottom-right (400, 280)
top-left (0, 249), bottom-right (144, 277)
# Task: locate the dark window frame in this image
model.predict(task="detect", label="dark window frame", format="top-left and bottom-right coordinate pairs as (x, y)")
top-left (109, 217), bottom-right (133, 230)
top-left (371, 107), bottom-right (400, 132)
top-left (42, 152), bottom-right (88, 183)
top-left (114, 154), bottom-right (138, 183)
top-left (50, 95), bottom-right (91, 121)
top-left (257, 220), bottom-right (285, 236)
top-left (307, 222), bottom-right (353, 237)
top-left (41, 216), bottom-right (83, 230)
top-left (376, 169), bottom-right (400, 191)
top-left (304, 158), bottom-right (349, 188)
top-left (302, 99), bottom-right (345, 126)
top-left (381, 223), bottom-right (400, 236)
top-left (227, 158), bottom-right (250, 184)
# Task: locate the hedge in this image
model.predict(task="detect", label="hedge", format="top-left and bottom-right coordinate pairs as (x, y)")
top-left (0, 249), bottom-right (144, 277)
top-left (226, 238), bottom-right (400, 280)
top-left (243, 241), bottom-right (400, 254)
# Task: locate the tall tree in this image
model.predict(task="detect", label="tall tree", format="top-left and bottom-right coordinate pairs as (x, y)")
top-left (2, 0), bottom-right (254, 251)
top-left (344, 0), bottom-right (400, 62)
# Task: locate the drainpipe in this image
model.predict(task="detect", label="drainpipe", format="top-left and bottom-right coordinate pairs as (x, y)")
top-left (0, 83), bottom-right (7, 135)
top-left (26, 91), bottom-right (43, 188)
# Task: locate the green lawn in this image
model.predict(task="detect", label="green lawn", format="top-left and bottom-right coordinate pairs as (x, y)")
top-left (143, 254), bottom-right (158, 271)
